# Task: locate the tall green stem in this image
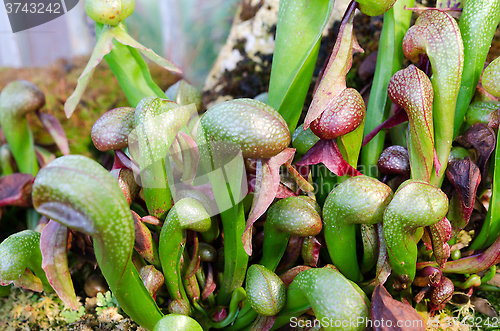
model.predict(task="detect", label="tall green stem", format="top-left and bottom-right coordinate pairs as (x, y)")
top-left (360, 0), bottom-right (414, 177)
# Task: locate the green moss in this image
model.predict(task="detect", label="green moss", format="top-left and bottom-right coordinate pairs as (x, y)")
top-left (0, 287), bottom-right (142, 330)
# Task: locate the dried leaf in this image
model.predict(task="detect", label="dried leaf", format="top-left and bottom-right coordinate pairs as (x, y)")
top-left (361, 224), bottom-right (379, 273)
top-left (283, 163), bottom-right (313, 192)
top-left (0, 173), bottom-right (33, 207)
top-left (242, 148), bottom-right (295, 255)
top-left (446, 157), bottom-right (481, 235)
top-left (455, 123), bottom-right (496, 177)
top-left (12, 268), bottom-right (43, 292)
top-left (371, 285), bottom-right (425, 331)
top-left (304, 2), bottom-right (362, 128)
top-left (471, 296), bottom-right (498, 317)
top-left (375, 224), bottom-right (391, 285)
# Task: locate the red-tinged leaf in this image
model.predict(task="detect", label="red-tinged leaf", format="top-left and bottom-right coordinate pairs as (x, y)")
top-left (275, 183), bottom-right (297, 199)
top-left (417, 232), bottom-right (500, 274)
top-left (0, 173), bottom-right (34, 208)
top-left (414, 266), bottom-right (442, 288)
top-left (248, 314), bottom-right (275, 331)
top-left (115, 149), bottom-right (140, 175)
top-left (139, 265), bottom-right (164, 299)
top-left (303, 1), bottom-right (363, 129)
top-left (377, 145), bottom-right (410, 175)
top-left (427, 217), bottom-right (452, 268)
top-left (455, 123), bottom-right (496, 177)
top-left (388, 65), bottom-right (435, 182)
top-left (310, 88), bottom-right (366, 140)
top-left (430, 276), bottom-right (454, 310)
top-left (242, 148), bottom-right (296, 255)
top-left (91, 107), bottom-right (135, 152)
top-left (185, 233), bottom-right (200, 279)
top-left (184, 273), bottom-right (200, 302)
top-left (362, 106), bottom-right (408, 147)
top-left (371, 285), bottom-right (425, 331)
top-left (279, 266), bottom-right (311, 287)
top-left (202, 263), bottom-right (216, 300)
top-left (41, 220), bottom-right (78, 310)
top-left (110, 168), bottom-right (140, 205)
top-left (403, 9), bottom-right (464, 185)
top-left (295, 139), bottom-right (362, 177)
top-left (12, 268), bottom-right (43, 292)
top-left (302, 236), bottom-right (321, 267)
top-left (279, 265), bottom-right (311, 287)
top-left (276, 235), bottom-right (304, 273)
top-left (446, 157), bottom-right (481, 235)
top-left (132, 211), bottom-right (160, 267)
top-left (36, 111), bottom-right (69, 155)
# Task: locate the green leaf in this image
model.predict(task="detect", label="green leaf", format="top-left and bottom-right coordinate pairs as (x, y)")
top-left (0, 80), bottom-right (45, 175)
top-left (0, 230), bottom-right (51, 292)
top-left (64, 25), bottom-right (115, 118)
top-left (280, 266), bottom-right (370, 331)
top-left (403, 9), bottom-right (464, 186)
top-left (482, 56), bottom-right (500, 97)
top-left (268, 0), bottom-right (334, 132)
top-left (132, 98), bottom-right (195, 219)
top-left (361, 0), bottom-right (414, 177)
top-left (32, 155), bottom-right (163, 330)
top-left (388, 65), bottom-right (435, 182)
top-left (454, 0), bottom-right (500, 138)
top-left (113, 23), bottom-right (182, 75)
